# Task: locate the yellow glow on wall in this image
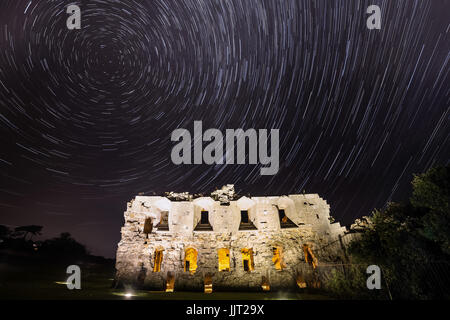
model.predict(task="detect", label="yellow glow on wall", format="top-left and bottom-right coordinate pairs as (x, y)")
top-left (272, 247), bottom-right (285, 270)
top-left (218, 248), bottom-right (230, 271)
top-left (261, 276), bottom-right (270, 291)
top-left (241, 248), bottom-right (255, 271)
top-left (296, 274), bottom-right (307, 288)
top-left (184, 248), bottom-right (198, 274)
top-left (302, 244), bottom-right (318, 269)
top-left (204, 274), bottom-right (213, 293)
top-left (166, 272), bottom-right (175, 292)
top-left (153, 249), bottom-right (163, 272)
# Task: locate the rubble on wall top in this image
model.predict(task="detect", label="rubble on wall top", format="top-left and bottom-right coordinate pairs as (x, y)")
top-left (210, 184), bottom-right (237, 204)
top-left (163, 184), bottom-right (238, 204)
top-left (164, 191), bottom-right (194, 201)
top-left (143, 184), bottom-right (321, 203)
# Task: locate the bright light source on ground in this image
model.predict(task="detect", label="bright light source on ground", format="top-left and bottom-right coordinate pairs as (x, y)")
top-left (111, 291), bottom-right (142, 298)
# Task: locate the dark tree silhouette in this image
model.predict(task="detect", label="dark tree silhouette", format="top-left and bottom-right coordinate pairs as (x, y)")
top-left (411, 166), bottom-right (450, 255)
top-left (14, 225), bottom-right (43, 241)
top-left (0, 225), bottom-right (11, 239)
top-left (347, 165), bottom-right (450, 299)
top-left (40, 232), bottom-right (88, 259)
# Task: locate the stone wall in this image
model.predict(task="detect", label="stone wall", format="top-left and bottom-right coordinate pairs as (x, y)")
top-left (115, 189), bottom-right (348, 291)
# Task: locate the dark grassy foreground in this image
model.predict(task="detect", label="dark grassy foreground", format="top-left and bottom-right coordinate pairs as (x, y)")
top-left (0, 253), bottom-right (331, 300)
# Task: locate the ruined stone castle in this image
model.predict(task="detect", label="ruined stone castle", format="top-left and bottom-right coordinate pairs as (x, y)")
top-left (115, 185), bottom-right (349, 292)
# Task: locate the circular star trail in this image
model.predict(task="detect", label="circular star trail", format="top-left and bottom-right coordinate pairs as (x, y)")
top-left (0, 0), bottom-right (448, 256)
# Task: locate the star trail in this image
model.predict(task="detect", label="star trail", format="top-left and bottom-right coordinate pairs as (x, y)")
top-left (0, 0), bottom-right (448, 257)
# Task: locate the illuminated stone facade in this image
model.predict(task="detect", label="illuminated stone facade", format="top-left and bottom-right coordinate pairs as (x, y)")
top-left (115, 185), bottom-right (348, 291)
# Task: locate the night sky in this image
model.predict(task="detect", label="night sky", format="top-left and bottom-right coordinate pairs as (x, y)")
top-left (0, 0), bottom-right (448, 258)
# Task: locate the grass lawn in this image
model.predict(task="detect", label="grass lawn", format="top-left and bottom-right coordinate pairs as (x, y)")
top-left (0, 258), bottom-right (332, 300)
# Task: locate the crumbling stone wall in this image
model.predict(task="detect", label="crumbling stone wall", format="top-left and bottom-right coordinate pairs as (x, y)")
top-left (115, 187), bottom-right (348, 291)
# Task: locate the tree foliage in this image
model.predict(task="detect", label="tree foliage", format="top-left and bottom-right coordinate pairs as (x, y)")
top-left (346, 165), bottom-right (450, 299)
top-left (0, 225), bottom-right (11, 239)
top-left (40, 232), bottom-right (88, 258)
top-left (411, 166), bottom-right (450, 255)
top-left (14, 225), bottom-right (43, 241)
top-left (0, 225), bottom-right (89, 261)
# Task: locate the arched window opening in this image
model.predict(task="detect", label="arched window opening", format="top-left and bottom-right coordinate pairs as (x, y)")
top-left (241, 210), bottom-right (249, 223)
top-left (278, 209), bottom-right (288, 223)
top-left (218, 248), bottom-right (230, 272)
top-left (200, 210), bottom-right (209, 224)
top-left (194, 209), bottom-right (213, 231)
top-left (272, 247), bottom-right (285, 270)
top-left (184, 248), bottom-right (198, 273)
top-left (157, 211), bottom-right (169, 231)
top-left (153, 248), bottom-right (164, 272)
top-left (302, 244), bottom-right (318, 269)
top-left (239, 210), bottom-right (257, 230)
top-left (278, 209), bottom-right (297, 229)
top-left (241, 248), bottom-right (255, 272)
